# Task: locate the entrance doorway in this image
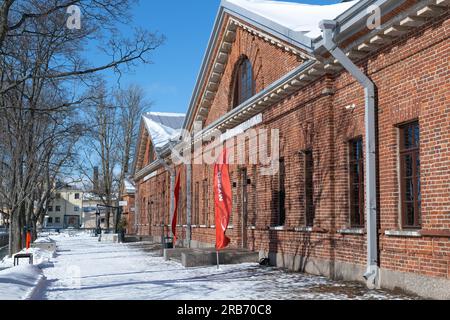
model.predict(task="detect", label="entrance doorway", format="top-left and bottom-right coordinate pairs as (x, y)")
top-left (64, 215), bottom-right (80, 229)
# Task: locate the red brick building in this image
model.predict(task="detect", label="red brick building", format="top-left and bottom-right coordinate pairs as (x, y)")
top-left (132, 0), bottom-right (450, 299)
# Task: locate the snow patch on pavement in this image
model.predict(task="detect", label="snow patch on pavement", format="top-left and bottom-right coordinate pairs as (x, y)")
top-left (0, 265), bottom-right (46, 300)
top-left (0, 232), bottom-right (417, 300)
top-left (34, 236), bottom-right (55, 244)
top-left (0, 235), bottom-right (57, 300)
top-left (38, 234), bottom-right (415, 300)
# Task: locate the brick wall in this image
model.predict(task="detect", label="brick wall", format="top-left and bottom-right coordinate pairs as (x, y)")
top-left (122, 194), bottom-right (135, 234)
top-left (134, 12), bottom-right (450, 282)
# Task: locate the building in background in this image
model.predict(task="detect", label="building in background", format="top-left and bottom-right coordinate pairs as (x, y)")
top-left (82, 193), bottom-right (115, 229)
top-left (121, 178), bottom-right (136, 234)
top-left (133, 112), bottom-right (186, 237)
top-left (44, 184), bottom-right (84, 229)
top-left (0, 212), bottom-right (6, 228)
top-left (0, 204), bottom-right (10, 228)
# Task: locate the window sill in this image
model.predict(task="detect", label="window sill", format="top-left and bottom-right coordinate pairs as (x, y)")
top-left (294, 227), bottom-right (313, 233)
top-left (269, 226), bottom-right (285, 231)
top-left (199, 225), bottom-right (208, 229)
top-left (337, 228), bottom-right (365, 235)
top-left (385, 230), bottom-right (421, 238)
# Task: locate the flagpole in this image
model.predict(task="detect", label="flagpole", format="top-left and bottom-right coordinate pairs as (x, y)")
top-left (216, 250), bottom-right (220, 270)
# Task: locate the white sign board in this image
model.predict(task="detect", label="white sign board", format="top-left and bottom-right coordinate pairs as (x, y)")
top-left (220, 114), bottom-right (263, 142)
top-left (144, 171), bottom-right (158, 182)
top-left (119, 201), bottom-right (128, 206)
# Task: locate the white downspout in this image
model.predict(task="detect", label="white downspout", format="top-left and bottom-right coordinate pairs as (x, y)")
top-left (319, 20), bottom-right (379, 289)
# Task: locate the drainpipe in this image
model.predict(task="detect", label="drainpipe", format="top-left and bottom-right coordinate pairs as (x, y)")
top-left (319, 20), bottom-right (379, 289)
top-left (186, 162), bottom-right (192, 248)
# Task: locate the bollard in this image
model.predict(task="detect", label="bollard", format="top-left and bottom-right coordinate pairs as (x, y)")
top-left (26, 231), bottom-right (31, 250)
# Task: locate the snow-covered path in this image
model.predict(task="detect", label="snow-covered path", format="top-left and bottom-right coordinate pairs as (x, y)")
top-left (37, 234), bottom-right (414, 300)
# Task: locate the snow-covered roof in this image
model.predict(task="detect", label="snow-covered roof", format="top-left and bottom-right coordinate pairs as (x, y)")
top-left (82, 193), bottom-right (118, 202)
top-left (224, 0), bottom-right (359, 39)
top-left (143, 112), bottom-right (186, 149)
top-left (123, 178), bottom-right (136, 194)
top-left (82, 192), bottom-right (96, 201)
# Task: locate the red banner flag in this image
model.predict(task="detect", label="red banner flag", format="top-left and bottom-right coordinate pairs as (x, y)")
top-left (171, 171), bottom-right (181, 244)
top-left (214, 148), bottom-right (232, 251)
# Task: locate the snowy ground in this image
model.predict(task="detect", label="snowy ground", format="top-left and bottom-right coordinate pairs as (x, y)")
top-left (1, 233), bottom-right (417, 300)
top-left (0, 243), bottom-right (55, 299)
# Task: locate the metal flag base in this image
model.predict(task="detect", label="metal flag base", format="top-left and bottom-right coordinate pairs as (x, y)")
top-left (216, 251), bottom-right (220, 270)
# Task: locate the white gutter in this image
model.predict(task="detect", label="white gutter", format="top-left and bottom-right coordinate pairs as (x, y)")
top-left (319, 19), bottom-right (379, 289)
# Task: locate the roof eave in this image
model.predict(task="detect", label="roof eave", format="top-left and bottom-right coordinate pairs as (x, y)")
top-left (313, 0), bottom-right (409, 53)
top-left (221, 0), bottom-right (314, 51)
top-left (131, 118), bottom-right (147, 177)
top-left (182, 5), bottom-right (227, 131)
top-left (182, 0), bottom-right (317, 133)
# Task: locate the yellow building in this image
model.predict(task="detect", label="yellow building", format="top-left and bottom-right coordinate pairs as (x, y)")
top-left (45, 185), bottom-right (84, 229)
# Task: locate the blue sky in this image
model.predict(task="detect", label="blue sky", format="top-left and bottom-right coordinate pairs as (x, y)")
top-left (95, 0), bottom-right (343, 114)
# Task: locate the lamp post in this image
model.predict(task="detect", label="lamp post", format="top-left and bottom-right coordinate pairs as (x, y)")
top-left (96, 204), bottom-right (121, 234)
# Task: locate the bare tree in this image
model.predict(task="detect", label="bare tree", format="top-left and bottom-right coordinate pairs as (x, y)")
top-left (115, 85), bottom-right (150, 198)
top-left (79, 83), bottom-right (120, 230)
top-left (0, 0), bottom-right (163, 254)
top-left (0, 0), bottom-right (164, 95)
top-left (79, 83), bottom-right (148, 230)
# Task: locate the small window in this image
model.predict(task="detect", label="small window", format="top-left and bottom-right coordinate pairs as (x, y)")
top-left (304, 151), bottom-right (315, 227)
top-left (55, 217), bottom-right (61, 224)
top-left (349, 138), bottom-right (365, 227)
top-left (48, 217), bottom-right (53, 224)
top-left (400, 122), bottom-right (421, 229)
top-left (48, 206), bottom-right (53, 212)
top-left (55, 206), bottom-right (61, 212)
top-left (74, 206), bottom-right (80, 212)
top-left (278, 158), bottom-right (286, 226)
top-left (202, 179), bottom-right (209, 225)
top-left (74, 193), bottom-right (80, 200)
top-left (194, 182), bottom-right (200, 225)
top-left (232, 57), bottom-right (254, 109)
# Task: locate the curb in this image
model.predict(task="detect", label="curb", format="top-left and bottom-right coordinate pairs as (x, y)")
top-left (24, 270), bottom-right (47, 300)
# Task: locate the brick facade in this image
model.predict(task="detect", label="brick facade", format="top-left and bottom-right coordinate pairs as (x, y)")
top-left (133, 6), bottom-right (450, 298)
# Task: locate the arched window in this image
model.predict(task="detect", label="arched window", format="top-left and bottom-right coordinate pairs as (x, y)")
top-left (232, 57), bottom-right (254, 109)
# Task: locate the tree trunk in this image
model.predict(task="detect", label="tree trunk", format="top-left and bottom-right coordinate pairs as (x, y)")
top-left (31, 218), bottom-right (38, 241)
top-left (9, 211), bottom-right (22, 255)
